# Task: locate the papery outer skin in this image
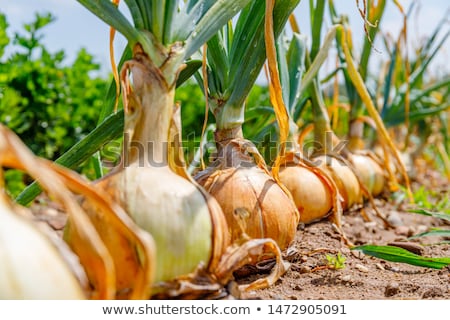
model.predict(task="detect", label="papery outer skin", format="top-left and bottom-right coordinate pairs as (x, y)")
top-left (63, 200), bottom-right (138, 297)
top-left (195, 141), bottom-right (299, 251)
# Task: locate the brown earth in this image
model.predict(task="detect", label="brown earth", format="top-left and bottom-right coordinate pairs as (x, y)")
top-left (30, 161), bottom-right (449, 300)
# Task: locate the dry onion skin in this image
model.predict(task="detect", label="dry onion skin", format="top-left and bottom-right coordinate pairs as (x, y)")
top-left (279, 165), bottom-right (332, 223)
top-left (278, 152), bottom-right (341, 224)
top-left (195, 128), bottom-right (299, 251)
top-left (60, 164), bottom-right (156, 300)
top-left (1, 124), bottom-right (155, 300)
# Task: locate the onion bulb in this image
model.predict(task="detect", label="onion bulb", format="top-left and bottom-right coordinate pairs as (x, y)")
top-left (279, 152), bottom-right (341, 224)
top-left (0, 124), bottom-right (156, 300)
top-left (349, 153), bottom-right (385, 197)
top-left (0, 193), bottom-right (85, 299)
top-left (195, 128), bottom-right (299, 250)
top-left (314, 155), bottom-right (363, 210)
top-left (0, 126), bottom-right (86, 299)
top-left (87, 45), bottom-right (290, 298)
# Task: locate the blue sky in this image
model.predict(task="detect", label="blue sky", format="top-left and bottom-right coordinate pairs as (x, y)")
top-left (1, 0), bottom-right (449, 78)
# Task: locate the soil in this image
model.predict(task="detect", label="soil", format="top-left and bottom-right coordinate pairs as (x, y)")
top-left (30, 160), bottom-right (450, 300)
top-left (237, 162), bottom-right (450, 300)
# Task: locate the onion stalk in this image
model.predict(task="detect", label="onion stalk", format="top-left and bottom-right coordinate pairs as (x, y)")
top-left (330, 1), bottom-right (413, 201)
top-left (271, 21), bottom-right (344, 227)
top-left (194, 0), bottom-right (300, 250)
top-left (287, 12), bottom-right (364, 213)
top-left (337, 24), bottom-right (413, 201)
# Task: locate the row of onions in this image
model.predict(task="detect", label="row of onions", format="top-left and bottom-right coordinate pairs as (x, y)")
top-left (2, 0), bottom-right (433, 299)
top-left (272, 1), bottom-right (417, 234)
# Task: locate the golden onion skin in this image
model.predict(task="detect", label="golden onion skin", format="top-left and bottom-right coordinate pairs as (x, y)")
top-left (315, 155), bottom-right (362, 210)
top-left (64, 200), bottom-right (138, 297)
top-left (195, 138), bottom-right (299, 250)
top-left (0, 199), bottom-right (85, 299)
top-left (279, 165), bottom-right (333, 224)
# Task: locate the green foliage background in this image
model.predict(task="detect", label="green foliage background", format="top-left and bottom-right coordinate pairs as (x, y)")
top-left (0, 12), bottom-right (108, 195)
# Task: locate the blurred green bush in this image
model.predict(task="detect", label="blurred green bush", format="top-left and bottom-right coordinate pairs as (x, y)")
top-left (0, 12), bottom-right (109, 196)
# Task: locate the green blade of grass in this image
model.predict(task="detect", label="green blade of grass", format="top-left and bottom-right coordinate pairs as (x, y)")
top-left (352, 245), bottom-right (450, 269)
top-left (409, 229), bottom-right (450, 240)
top-left (384, 104), bottom-right (450, 127)
top-left (409, 209), bottom-right (450, 222)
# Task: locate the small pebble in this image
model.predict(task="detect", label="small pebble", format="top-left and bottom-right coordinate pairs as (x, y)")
top-left (395, 225), bottom-right (410, 236)
top-left (416, 225), bottom-right (428, 234)
top-left (363, 224), bottom-right (377, 235)
top-left (351, 250), bottom-right (365, 259)
top-left (364, 221), bottom-right (378, 229)
top-left (385, 282), bottom-right (400, 297)
top-left (389, 266), bottom-right (401, 272)
top-left (299, 265), bottom-right (311, 274)
top-left (340, 247), bottom-right (351, 254)
top-left (387, 211), bottom-right (404, 227)
top-left (340, 275), bottom-right (352, 282)
top-left (355, 264), bottom-right (369, 273)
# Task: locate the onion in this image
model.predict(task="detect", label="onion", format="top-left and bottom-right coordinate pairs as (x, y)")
top-left (97, 165), bottom-right (227, 284)
top-left (349, 153), bottom-right (385, 197)
top-left (92, 46), bottom-right (230, 288)
top-left (195, 128), bottom-right (299, 250)
top-left (0, 193), bottom-right (86, 299)
top-left (0, 126), bottom-right (87, 299)
top-left (1, 124), bottom-right (155, 300)
top-left (314, 155), bottom-right (363, 210)
top-left (280, 166), bottom-right (332, 222)
top-left (279, 152), bottom-right (336, 224)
